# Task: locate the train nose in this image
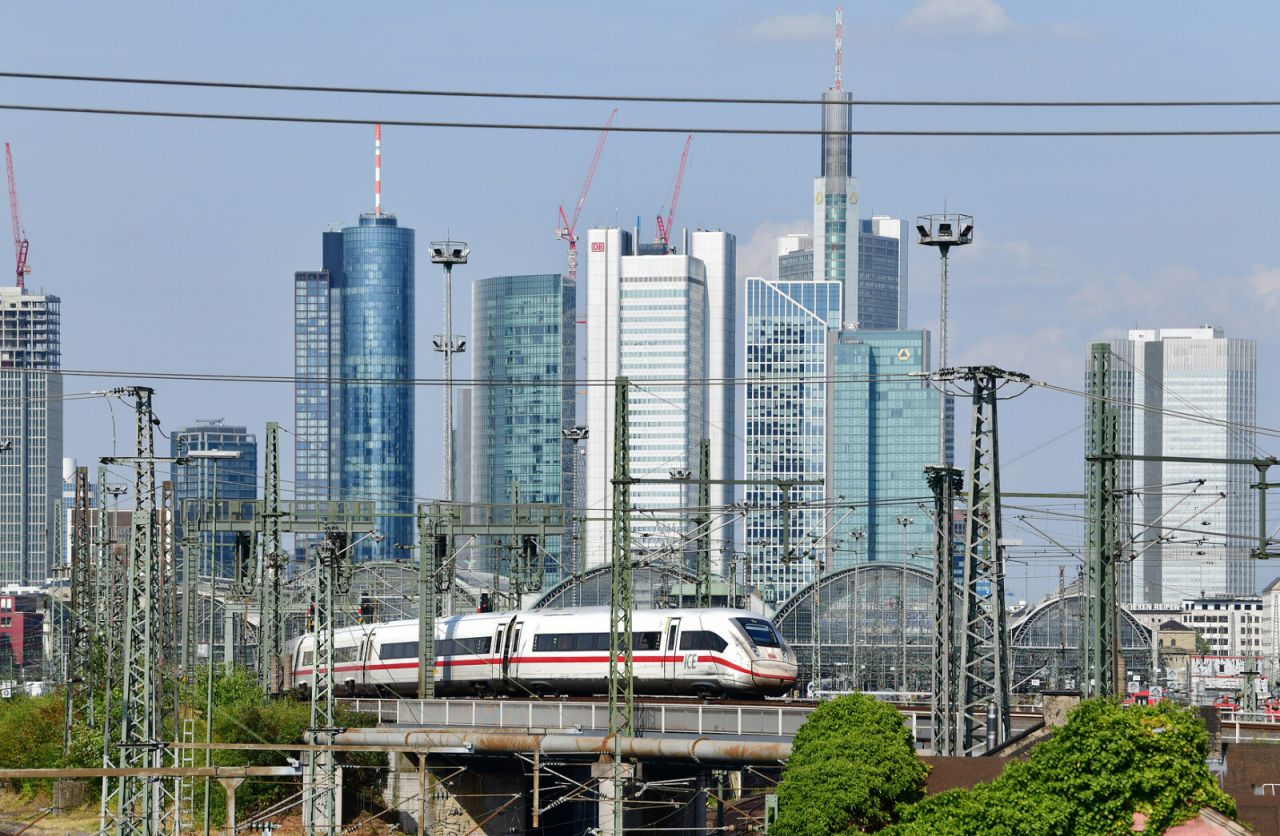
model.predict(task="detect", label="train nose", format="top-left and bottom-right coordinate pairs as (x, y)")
top-left (750, 659), bottom-right (798, 691)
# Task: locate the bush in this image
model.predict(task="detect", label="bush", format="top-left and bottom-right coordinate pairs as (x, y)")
top-left (773, 694), bottom-right (929, 835)
top-left (886, 699), bottom-right (1236, 836)
top-left (0, 693), bottom-right (66, 795)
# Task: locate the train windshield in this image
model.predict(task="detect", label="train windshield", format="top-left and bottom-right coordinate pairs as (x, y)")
top-left (734, 617), bottom-right (781, 648)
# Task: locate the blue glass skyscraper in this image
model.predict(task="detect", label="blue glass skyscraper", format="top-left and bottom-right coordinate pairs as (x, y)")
top-left (470, 274), bottom-right (575, 584)
top-left (826, 330), bottom-right (943, 572)
top-left (170, 420), bottom-right (258, 578)
top-left (745, 277), bottom-right (842, 606)
top-left (294, 213), bottom-right (414, 563)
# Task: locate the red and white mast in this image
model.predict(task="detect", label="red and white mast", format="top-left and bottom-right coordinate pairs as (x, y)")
top-left (834, 5), bottom-right (844, 91)
top-left (374, 124), bottom-right (382, 215)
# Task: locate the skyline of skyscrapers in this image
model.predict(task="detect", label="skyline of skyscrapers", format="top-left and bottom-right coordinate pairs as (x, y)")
top-left (1097, 327), bottom-right (1257, 606)
top-left (170, 419), bottom-right (258, 578)
top-left (470, 273), bottom-right (575, 584)
top-left (0, 285), bottom-right (61, 586)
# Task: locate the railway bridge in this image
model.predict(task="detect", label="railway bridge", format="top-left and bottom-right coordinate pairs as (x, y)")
top-left (332, 696), bottom-right (1042, 834)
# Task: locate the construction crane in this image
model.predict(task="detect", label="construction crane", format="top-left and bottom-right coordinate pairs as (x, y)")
top-left (655, 135), bottom-right (693, 254)
top-left (5, 143), bottom-right (28, 289)
top-left (556, 108), bottom-right (617, 283)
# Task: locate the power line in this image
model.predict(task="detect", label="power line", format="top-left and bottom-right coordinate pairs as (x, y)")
top-left (3, 103), bottom-right (1280, 137)
top-left (3, 71), bottom-right (1278, 108)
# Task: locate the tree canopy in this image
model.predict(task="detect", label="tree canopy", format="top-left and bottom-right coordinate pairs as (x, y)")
top-left (773, 693), bottom-right (930, 835)
top-left (887, 699), bottom-right (1236, 836)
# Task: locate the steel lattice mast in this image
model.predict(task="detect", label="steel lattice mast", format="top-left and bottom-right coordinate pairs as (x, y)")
top-left (112, 386), bottom-right (166, 833)
top-left (608, 376), bottom-right (634, 835)
top-left (65, 466), bottom-right (94, 751)
top-left (926, 464), bottom-right (963, 756)
top-left (1083, 344), bottom-right (1121, 697)
top-left (948, 367), bottom-right (1020, 755)
top-left (306, 526), bottom-right (347, 834)
top-left (260, 422), bottom-right (286, 693)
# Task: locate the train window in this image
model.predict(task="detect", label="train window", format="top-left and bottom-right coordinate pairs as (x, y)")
top-left (333, 646), bottom-right (358, 663)
top-left (680, 631), bottom-right (728, 652)
top-left (733, 617), bottom-right (782, 648)
top-left (379, 641), bottom-right (419, 659)
top-left (301, 651), bottom-right (313, 667)
top-left (531, 632), bottom-right (661, 651)
top-left (438, 637), bottom-right (491, 656)
top-left (631, 632), bottom-right (661, 651)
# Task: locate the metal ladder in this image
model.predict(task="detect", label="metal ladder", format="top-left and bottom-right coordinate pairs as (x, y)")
top-left (179, 717), bottom-right (196, 831)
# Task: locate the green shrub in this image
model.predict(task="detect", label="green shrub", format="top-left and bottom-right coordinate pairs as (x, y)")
top-left (774, 694), bottom-right (929, 835)
top-left (886, 699), bottom-right (1236, 836)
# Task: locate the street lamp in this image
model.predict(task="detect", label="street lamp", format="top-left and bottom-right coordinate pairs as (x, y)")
top-left (431, 240), bottom-right (469, 505)
top-left (916, 213), bottom-right (973, 464)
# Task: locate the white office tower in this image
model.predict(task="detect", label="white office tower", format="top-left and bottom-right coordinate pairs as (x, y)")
top-left (0, 286), bottom-right (62, 585)
top-left (1096, 327), bottom-right (1256, 604)
top-left (584, 227), bottom-right (736, 570)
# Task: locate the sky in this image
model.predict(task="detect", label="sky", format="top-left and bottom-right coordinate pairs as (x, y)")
top-left (3, 0), bottom-right (1279, 601)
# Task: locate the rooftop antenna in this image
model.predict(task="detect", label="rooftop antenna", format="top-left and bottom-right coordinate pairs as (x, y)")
top-left (374, 124), bottom-right (382, 215)
top-left (834, 5), bottom-right (844, 91)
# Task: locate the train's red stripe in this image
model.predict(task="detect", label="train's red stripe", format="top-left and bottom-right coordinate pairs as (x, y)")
top-left (295, 654), bottom-right (797, 683)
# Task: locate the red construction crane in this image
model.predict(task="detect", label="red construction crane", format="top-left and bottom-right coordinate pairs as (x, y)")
top-left (556, 108), bottom-right (617, 282)
top-left (655, 135), bottom-right (693, 254)
top-left (5, 143), bottom-right (28, 289)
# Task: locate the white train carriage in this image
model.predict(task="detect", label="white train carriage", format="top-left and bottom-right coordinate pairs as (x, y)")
top-left (285, 607), bottom-right (797, 699)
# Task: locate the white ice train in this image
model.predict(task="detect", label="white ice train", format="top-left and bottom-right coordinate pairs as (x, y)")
top-left (284, 607), bottom-right (798, 699)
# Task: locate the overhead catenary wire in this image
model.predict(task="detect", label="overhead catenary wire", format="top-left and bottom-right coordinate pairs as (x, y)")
top-left (2, 103), bottom-right (1280, 137)
top-left (3, 71), bottom-right (1280, 108)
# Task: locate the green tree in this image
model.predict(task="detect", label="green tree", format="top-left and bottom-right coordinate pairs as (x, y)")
top-left (887, 699), bottom-right (1236, 836)
top-left (773, 694), bottom-right (930, 835)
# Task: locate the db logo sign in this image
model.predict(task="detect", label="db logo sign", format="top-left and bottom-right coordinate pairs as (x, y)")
top-left (590, 242), bottom-right (605, 252)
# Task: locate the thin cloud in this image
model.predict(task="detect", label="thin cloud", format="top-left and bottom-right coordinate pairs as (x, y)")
top-left (902, 0), bottom-right (1015, 37)
top-left (899, 0), bottom-right (1095, 42)
top-left (729, 13), bottom-right (831, 45)
top-left (739, 218), bottom-right (812, 280)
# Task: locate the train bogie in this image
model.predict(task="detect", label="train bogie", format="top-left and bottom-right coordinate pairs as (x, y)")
top-left (284, 607), bottom-right (797, 700)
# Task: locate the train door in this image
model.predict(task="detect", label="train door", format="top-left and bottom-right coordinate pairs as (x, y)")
top-left (664, 617), bottom-right (682, 681)
top-left (492, 622), bottom-right (508, 682)
top-left (505, 621), bottom-right (524, 680)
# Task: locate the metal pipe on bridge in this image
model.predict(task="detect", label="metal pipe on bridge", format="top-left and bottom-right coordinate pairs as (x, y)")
top-left (323, 728), bottom-right (792, 765)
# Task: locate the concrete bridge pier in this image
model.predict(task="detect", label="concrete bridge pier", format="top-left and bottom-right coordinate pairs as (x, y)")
top-left (386, 752), bottom-right (527, 835)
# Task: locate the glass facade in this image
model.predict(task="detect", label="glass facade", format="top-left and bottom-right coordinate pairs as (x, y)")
top-left (294, 215), bottom-right (414, 564)
top-left (340, 215), bottom-right (415, 560)
top-left (1098, 329), bottom-right (1257, 604)
top-left (745, 278), bottom-right (842, 606)
top-left (170, 421), bottom-right (259, 578)
top-left (621, 273), bottom-right (707, 553)
top-left (826, 330), bottom-right (942, 573)
top-left (0, 287), bottom-right (62, 585)
top-left (471, 274), bottom-right (575, 584)
top-left (775, 220), bottom-right (904, 331)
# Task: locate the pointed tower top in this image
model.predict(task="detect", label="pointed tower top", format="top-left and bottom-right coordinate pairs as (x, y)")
top-left (834, 5), bottom-right (844, 91)
top-left (374, 124), bottom-right (382, 215)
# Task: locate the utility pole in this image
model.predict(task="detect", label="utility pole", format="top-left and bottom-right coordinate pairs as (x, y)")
top-left (937, 367), bottom-right (1023, 755)
top-left (926, 465), bottom-right (962, 756)
top-left (65, 466), bottom-right (93, 752)
top-left (694, 438), bottom-right (712, 608)
top-left (608, 376), bottom-right (634, 836)
top-left (260, 422), bottom-right (285, 693)
top-left (105, 386), bottom-right (170, 834)
top-left (430, 240), bottom-right (469, 505)
top-left (916, 213), bottom-right (973, 464)
top-left (1083, 344), bottom-right (1121, 698)
top-left (306, 526), bottom-right (350, 835)
top-left (418, 503), bottom-right (445, 700)
top-left (562, 427), bottom-right (589, 607)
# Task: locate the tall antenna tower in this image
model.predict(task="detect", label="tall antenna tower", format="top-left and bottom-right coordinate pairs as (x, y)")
top-left (374, 124), bottom-right (382, 215)
top-left (834, 5), bottom-right (844, 91)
